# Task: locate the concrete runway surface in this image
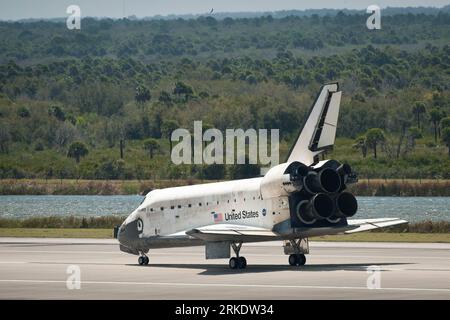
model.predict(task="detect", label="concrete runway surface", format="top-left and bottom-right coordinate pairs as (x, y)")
top-left (0, 238), bottom-right (449, 299)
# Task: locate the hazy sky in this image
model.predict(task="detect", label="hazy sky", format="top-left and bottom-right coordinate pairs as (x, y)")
top-left (0, 0), bottom-right (449, 20)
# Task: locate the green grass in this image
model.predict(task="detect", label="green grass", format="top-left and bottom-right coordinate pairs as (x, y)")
top-left (1, 177), bottom-right (450, 196)
top-left (0, 228), bottom-right (113, 238)
top-left (0, 178), bottom-right (204, 195)
top-left (0, 215), bottom-right (126, 229)
top-left (0, 228), bottom-right (449, 242)
top-left (312, 233), bottom-right (450, 243)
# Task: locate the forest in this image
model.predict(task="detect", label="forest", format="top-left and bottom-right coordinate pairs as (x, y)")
top-left (0, 10), bottom-right (449, 180)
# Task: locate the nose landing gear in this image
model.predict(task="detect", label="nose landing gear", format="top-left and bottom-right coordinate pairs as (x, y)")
top-left (138, 254), bottom-right (149, 265)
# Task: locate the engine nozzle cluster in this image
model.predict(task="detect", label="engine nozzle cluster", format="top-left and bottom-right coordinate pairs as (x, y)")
top-left (289, 160), bottom-right (358, 225)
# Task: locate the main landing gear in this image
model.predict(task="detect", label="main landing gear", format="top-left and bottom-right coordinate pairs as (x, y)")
top-left (288, 253), bottom-right (306, 266)
top-left (285, 239), bottom-right (308, 267)
top-left (229, 242), bottom-right (247, 269)
top-left (138, 254), bottom-right (149, 265)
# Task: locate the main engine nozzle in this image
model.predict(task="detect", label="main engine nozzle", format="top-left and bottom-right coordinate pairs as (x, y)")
top-left (337, 163), bottom-right (352, 176)
top-left (335, 192), bottom-right (358, 218)
top-left (304, 168), bottom-right (341, 194)
top-left (296, 193), bottom-right (334, 224)
top-left (292, 163), bottom-right (309, 179)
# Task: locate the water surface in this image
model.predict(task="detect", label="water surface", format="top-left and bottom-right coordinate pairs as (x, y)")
top-left (0, 195), bottom-right (449, 222)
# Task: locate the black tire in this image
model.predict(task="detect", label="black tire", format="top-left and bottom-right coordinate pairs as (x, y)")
top-left (229, 257), bottom-right (238, 269)
top-left (298, 254), bottom-right (306, 266)
top-left (138, 256), bottom-right (145, 265)
top-left (288, 254), bottom-right (298, 266)
top-left (238, 257), bottom-right (247, 269)
top-left (144, 256), bottom-right (149, 265)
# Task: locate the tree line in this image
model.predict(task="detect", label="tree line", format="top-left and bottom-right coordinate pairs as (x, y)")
top-left (0, 12), bottom-right (449, 180)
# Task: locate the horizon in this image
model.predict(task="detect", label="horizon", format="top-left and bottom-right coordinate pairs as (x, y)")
top-left (0, 0), bottom-right (449, 21)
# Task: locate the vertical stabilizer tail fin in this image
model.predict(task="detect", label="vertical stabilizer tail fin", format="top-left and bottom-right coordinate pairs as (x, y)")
top-left (286, 82), bottom-right (342, 165)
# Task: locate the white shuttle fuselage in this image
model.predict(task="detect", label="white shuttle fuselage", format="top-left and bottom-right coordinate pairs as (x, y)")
top-left (118, 83), bottom-right (407, 269)
top-left (129, 177), bottom-right (285, 238)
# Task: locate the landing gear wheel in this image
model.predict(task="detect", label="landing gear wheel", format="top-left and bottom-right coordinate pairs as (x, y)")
top-left (138, 255), bottom-right (149, 265)
top-left (289, 254), bottom-right (306, 266)
top-left (297, 254), bottom-right (306, 266)
top-left (288, 254), bottom-right (297, 266)
top-left (229, 257), bottom-right (238, 269)
top-left (229, 242), bottom-right (246, 269)
top-left (238, 257), bottom-right (247, 269)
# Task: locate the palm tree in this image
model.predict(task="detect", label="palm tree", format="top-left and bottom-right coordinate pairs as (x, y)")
top-left (352, 135), bottom-right (367, 158)
top-left (67, 142), bottom-right (89, 163)
top-left (365, 128), bottom-right (385, 159)
top-left (143, 138), bottom-right (160, 159)
top-left (412, 102), bottom-right (426, 129)
top-left (429, 108), bottom-right (444, 143)
top-left (173, 81), bottom-right (194, 102)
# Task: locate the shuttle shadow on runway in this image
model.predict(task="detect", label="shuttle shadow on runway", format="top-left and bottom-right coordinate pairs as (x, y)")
top-left (128, 262), bottom-right (411, 275)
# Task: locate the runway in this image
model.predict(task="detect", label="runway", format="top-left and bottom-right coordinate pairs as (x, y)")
top-left (0, 238), bottom-right (449, 299)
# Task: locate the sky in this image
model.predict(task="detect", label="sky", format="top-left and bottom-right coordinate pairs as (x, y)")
top-left (0, 0), bottom-right (449, 20)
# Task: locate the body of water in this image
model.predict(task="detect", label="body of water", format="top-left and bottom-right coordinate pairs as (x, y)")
top-left (0, 195), bottom-right (449, 222)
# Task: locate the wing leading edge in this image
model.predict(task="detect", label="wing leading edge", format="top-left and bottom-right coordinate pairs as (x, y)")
top-left (345, 218), bottom-right (408, 234)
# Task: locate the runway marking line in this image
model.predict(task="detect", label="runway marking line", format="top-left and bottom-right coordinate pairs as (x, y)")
top-left (0, 279), bottom-right (449, 293)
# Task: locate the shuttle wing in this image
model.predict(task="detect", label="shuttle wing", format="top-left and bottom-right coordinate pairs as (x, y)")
top-left (345, 218), bottom-right (408, 233)
top-left (186, 224), bottom-right (280, 242)
top-left (185, 218), bottom-right (407, 242)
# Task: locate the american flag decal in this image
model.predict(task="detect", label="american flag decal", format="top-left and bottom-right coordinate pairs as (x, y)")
top-left (212, 212), bottom-right (223, 223)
